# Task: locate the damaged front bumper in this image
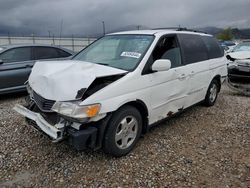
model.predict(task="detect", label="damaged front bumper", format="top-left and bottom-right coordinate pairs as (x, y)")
top-left (227, 78), bottom-right (250, 95)
top-left (13, 104), bottom-right (101, 150)
top-left (227, 64), bottom-right (250, 95)
top-left (14, 104), bottom-right (63, 140)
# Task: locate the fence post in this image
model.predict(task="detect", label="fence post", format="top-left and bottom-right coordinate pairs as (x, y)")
top-left (52, 35), bottom-right (55, 45)
top-left (72, 35), bottom-right (75, 52)
top-left (8, 32), bottom-right (11, 44)
top-left (32, 33), bottom-right (35, 44)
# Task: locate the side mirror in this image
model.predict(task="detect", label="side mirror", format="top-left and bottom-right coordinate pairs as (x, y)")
top-left (152, 59), bottom-right (171, 72)
top-left (0, 59), bottom-right (3, 65)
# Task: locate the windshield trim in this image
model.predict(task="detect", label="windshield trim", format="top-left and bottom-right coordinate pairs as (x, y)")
top-left (72, 34), bottom-right (155, 72)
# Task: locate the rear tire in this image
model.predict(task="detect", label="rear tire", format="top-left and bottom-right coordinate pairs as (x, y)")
top-left (103, 105), bottom-right (142, 157)
top-left (204, 79), bottom-right (219, 106)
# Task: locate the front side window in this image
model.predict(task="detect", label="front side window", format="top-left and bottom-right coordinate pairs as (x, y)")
top-left (73, 35), bottom-right (154, 71)
top-left (0, 47), bottom-right (31, 63)
top-left (151, 36), bottom-right (182, 68)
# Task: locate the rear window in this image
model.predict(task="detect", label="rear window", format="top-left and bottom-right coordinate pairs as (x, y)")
top-left (202, 36), bottom-right (224, 59)
top-left (57, 49), bottom-right (71, 57)
top-left (34, 47), bottom-right (60, 60)
top-left (0, 47), bottom-right (6, 53)
top-left (178, 34), bottom-right (208, 64)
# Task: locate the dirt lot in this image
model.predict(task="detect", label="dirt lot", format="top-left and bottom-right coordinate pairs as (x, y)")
top-left (0, 85), bottom-right (249, 188)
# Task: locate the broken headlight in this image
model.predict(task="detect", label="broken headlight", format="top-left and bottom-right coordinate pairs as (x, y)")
top-left (51, 102), bottom-right (101, 119)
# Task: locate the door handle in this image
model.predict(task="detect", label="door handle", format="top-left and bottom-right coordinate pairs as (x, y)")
top-left (190, 71), bottom-right (195, 77)
top-left (178, 74), bottom-right (186, 80)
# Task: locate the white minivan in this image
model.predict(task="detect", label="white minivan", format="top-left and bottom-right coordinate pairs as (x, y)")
top-left (14, 29), bottom-right (227, 156)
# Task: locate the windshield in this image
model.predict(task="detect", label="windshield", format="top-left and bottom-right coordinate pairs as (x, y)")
top-left (73, 35), bottom-right (154, 71)
top-left (232, 42), bottom-right (250, 52)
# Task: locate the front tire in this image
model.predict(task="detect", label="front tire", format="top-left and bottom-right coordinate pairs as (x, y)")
top-left (204, 79), bottom-right (219, 106)
top-left (103, 105), bottom-right (142, 157)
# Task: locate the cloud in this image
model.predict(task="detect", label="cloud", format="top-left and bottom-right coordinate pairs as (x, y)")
top-left (0, 0), bottom-right (249, 36)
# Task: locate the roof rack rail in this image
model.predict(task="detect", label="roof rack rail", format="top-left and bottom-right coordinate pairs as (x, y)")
top-left (152, 27), bottom-right (207, 34)
top-left (152, 27), bottom-right (187, 30)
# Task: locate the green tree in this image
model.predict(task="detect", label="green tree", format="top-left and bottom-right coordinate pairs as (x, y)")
top-left (216, 28), bottom-right (234, 40)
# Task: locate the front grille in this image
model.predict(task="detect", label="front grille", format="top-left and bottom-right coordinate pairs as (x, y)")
top-left (33, 91), bottom-right (55, 112)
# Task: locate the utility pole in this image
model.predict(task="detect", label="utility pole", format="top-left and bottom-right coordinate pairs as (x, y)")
top-left (48, 30), bottom-right (51, 38)
top-left (102, 21), bottom-right (106, 36)
top-left (137, 25), bottom-right (140, 30)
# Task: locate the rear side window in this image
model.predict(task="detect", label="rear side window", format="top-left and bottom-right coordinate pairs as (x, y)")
top-left (202, 36), bottom-right (224, 58)
top-left (34, 47), bottom-right (61, 60)
top-left (178, 34), bottom-right (208, 64)
top-left (0, 47), bottom-right (31, 63)
top-left (57, 49), bottom-right (71, 57)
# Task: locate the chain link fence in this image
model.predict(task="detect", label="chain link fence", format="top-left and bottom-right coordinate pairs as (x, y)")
top-left (0, 36), bottom-right (96, 52)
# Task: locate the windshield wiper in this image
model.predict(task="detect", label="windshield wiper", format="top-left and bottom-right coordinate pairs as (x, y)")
top-left (97, 63), bottom-right (110, 66)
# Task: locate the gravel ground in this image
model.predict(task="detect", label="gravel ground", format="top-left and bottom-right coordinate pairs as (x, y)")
top-left (0, 85), bottom-right (249, 188)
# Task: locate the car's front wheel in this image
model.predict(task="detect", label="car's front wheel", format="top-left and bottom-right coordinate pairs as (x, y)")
top-left (103, 105), bottom-right (142, 157)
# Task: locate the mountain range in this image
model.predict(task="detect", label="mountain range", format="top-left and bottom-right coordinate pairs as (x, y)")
top-left (0, 25), bottom-right (250, 39)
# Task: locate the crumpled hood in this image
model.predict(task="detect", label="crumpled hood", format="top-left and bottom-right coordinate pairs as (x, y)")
top-left (227, 51), bottom-right (250, 60)
top-left (29, 60), bottom-right (127, 101)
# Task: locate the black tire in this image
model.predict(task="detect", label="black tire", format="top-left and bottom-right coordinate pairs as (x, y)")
top-left (103, 105), bottom-right (142, 157)
top-left (204, 79), bottom-right (219, 107)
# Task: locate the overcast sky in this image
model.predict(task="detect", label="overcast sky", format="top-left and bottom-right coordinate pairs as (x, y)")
top-left (0, 0), bottom-right (249, 36)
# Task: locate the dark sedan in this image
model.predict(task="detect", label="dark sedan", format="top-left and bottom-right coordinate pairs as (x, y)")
top-left (0, 44), bottom-right (74, 94)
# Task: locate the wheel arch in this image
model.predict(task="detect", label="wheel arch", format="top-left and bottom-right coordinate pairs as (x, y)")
top-left (117, 99), bottom-right (149, 134)
top-left (212, 75), bottom-right (221, 92)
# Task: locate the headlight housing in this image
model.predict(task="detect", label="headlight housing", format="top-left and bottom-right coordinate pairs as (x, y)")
top-left (51, 101), bottom-right (101, 119)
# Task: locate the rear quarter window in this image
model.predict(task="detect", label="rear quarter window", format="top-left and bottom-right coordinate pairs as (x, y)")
top-left (56, 49), bottom-right (71, 57)
top-left (34, 47), bottom-right (60, 60)
top-left (178, 34), bottom-right (208, 64)
top-left (202, 36), bottom-right (224, 59)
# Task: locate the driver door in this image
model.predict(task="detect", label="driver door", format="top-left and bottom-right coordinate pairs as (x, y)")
top-left (143, 35), bottom-right (190, 124)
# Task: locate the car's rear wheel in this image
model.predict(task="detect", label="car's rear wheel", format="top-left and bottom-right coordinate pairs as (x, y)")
top-left (103, 105), bottom-right (142, 157)
top-left (204, 79), bottom-right (219, 106)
